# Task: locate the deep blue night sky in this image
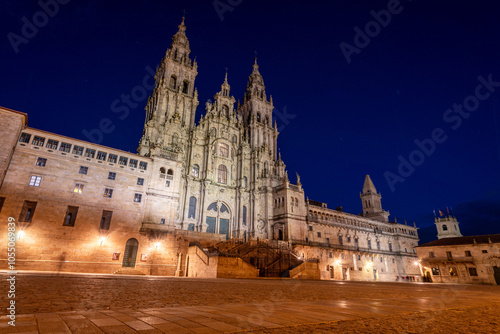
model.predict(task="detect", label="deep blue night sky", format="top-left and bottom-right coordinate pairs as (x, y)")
top-left (1, 0), bottom-right (499, 243)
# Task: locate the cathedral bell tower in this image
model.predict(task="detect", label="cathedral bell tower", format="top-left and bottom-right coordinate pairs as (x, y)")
top-left (237, 59), bottom-right (277, 159)
top-left (435, 215), bottom-right (462, 239)
top-left (360, 175), bottom-right (390, 222)
top-left (138, 17), bottom-right (199, 157)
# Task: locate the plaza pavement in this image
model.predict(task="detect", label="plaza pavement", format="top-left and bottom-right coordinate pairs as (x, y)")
top-left (1, 272), bottom-right (499, 333)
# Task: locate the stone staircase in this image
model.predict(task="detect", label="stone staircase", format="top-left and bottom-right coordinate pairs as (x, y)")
top-left (113, 267), bottom-right (145, 275)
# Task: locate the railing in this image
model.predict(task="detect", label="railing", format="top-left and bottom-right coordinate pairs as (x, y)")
top-left (292, 239), bottom-right (417, 257)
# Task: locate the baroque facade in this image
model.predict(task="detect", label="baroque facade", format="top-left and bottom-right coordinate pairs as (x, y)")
top-left (0, 19), bottom-right (420, 281)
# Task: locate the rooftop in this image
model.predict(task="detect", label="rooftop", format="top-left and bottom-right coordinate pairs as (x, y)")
top-left (417, 234), bottom-right (500, 248)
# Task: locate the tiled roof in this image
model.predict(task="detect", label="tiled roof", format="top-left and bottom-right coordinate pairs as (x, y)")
top-left (417, 234), bottom-right (500, 248)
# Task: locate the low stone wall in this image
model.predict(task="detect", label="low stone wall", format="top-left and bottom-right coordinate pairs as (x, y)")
top-left (216, 257), bottom-right (259, 279)
top-left (290, 262), bottom-right (320, 280)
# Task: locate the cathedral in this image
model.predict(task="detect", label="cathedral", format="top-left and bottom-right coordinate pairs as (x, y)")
top-left (0, 18), bottom-right (420, 281)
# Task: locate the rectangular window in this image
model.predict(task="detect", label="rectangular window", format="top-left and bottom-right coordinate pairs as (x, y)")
top-left (107, 154), bottom-right (118, 163)
top-left (329, 252), bottom-right (332, 258)
top-left (160, 218), bottom-right (165, 224)
top-left (108, 172), bottom-right (116, 180)
top-left (446, 251), bottom-right (453, 260)
top-left (139, 161), bottom-right (148, 170)
top-left (59, 142), bottom-right (71, 153)
top-left (97, 151), bottom-right (107, 161)
top-left (341, 253), bottom-right (344, 260)
top-left (338, 235), bottom-right (343, 246)
top-left (79, 166), bottom-right (88, 175)
top-left (468, 267), bottom-right (478, 276)
top-left (100, 210), bottom-right (112, 230)
top-left (465, 251), bottom-right (471, 257)
top-left (134, 193), bottom-right (142, 203)
top-left (389, 243), bottom-right (393, 252)
top-left (347, 236), bottom-right (351, 243)
top-left (103, 188), bottom-right (113, 198)
top-left (317, 232), bottom-right (321, 238)
top-left (0, 197), bottom-right (5, 213)
top-left (377, 241), bottom-right (381, 250)
top-left (219, 143), bottom-right (229, 158)
top-left (19, 133), bottom-right (31, 143)
top-left (308, 226), bottom-right (313, 231)
top-left (429, 252), bottom-right (435, 258)
top-left (46, 139), bottom-right (59, 149)
top-left (367, 240), bottom-right (371, 249)
top-left (449, 267), bottom-right (458, 276)
top-left (137, 178), bottom-right (144, 185)
top-left (36, 157), bottom-right (47, 167)
top-left (73, 183), bottom-right (84, 194)
top-left (119, 156), bottom-right (128, 165)
top-left (129, 159), bottom-right (137, 168)
top-left (482, 250), bottom-right (488, 254)
top-left (326, 238), bottom-right (330, 245)
top-left (28, 175), bottom-right (42, 187)
top-left (72, 145), bottom-right (84, 155)
top-left (63, 206), bottom-right (79, 226)
top-left (32, 136), bottom-right (45, 146)
top-left (19, 201), bottom-right (37, 223)
top-left (84, 148), bottom-right (96, 158)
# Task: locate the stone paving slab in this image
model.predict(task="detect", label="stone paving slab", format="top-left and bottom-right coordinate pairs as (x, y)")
top-left (3, 295), bottom-right (500, 334)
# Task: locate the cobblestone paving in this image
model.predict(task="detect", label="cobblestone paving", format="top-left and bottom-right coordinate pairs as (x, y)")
top-left (1, 272), bottom-right (499, 333)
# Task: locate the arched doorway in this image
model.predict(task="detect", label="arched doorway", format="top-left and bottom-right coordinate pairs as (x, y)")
top-left (494, 267), bottom-right (500, 285)
top-left (206, 202), bottom-right (231, 240)
top-left (122, 238), bottom-right (138, 268)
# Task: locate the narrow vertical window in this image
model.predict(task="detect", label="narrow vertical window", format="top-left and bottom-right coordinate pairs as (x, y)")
top-left (242, 206), bottom-right (247, 226)
top-left (133, 193), bottom-right (142, 203)
top-left (19, 201), bottom-right (37, 223)
top-left (100, 210), bottom-right (113, 230)
top-left (217, 164), bottom-right (227, 184)
top-left (63, 206), bottom-right (79, 226)
top-left (188, 196), bottom-right (197, 218)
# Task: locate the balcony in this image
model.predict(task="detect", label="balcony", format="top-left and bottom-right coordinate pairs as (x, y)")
top-left (422, 256), bottom-right (475, 264)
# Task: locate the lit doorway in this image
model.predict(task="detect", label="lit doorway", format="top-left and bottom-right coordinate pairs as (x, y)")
top-left (122, 238), bottom-right (138, 268)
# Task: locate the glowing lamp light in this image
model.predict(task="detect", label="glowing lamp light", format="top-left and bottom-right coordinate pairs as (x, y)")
top-left (18, 231), bottom-right (25, 239)
top-left (99, 237), bottom-right (106, 245)
top-left (334, 260), bottom-right (341, 266)
top-left (155, 242), bottom-right (160, 249)
top-left (414, 261), bottom-right (420, 266)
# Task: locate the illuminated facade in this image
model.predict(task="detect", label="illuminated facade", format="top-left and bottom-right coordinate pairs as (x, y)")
top-left (0, 19), bottom-right (420, 280)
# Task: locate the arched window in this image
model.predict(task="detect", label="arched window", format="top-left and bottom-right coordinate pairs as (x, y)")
top-left (188, 197), bottom-right (196, 219)
top-left (182, 80), bottom-right (189, 94)
top-left (221, 204), bottom-right (229, 213)
top-left (160, 167), bottom-right (166, 178)
top-left (192, 164), bottom-right (199, 178)
top-left (265, 116), bottom-right (269, 124)
top-left (242, 206), bottom-right (247, 226)
top-left (218, 164), bottom-right (227, 184)
top-left (232, 135), bottom-right (237, 144)
top-left (257, 113), bottom-right (261, 122)
top-left (167, 169), bottom-right (174, 180)
top-left (442, 224), bottom-right (448, 231)
top-left (170, 76), bottom-right (177, 89)
top-left (243, 176), bottom-right (248, 188)
top-left (219, 143), bottom-right (229, 158)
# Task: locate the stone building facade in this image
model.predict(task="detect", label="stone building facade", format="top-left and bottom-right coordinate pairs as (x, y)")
top-left (0, 18), bottom-right (420, 281)
top-left (416, 217), bottom-right (500, 285)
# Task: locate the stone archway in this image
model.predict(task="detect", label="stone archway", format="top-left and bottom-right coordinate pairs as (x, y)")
top-left (205, 201), bottom-right (231, 240)
top-left (484, 255), bottom-right (500, 285)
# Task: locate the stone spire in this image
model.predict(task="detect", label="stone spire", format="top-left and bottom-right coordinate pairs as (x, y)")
top-left (244, 58), bottom-right (267, 102)
top-left (362, 175), bottom-right (377, 194)
top-left (360, 175), bottom-right (389, 222)
top-left (169, 17), bottom-right (191, 60)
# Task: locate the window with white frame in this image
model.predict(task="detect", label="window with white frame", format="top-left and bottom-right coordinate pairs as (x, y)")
top-left (73, 183), bottom-right (84, 194)
top-left (59, 142), bottom-right (71, 153)
top-left (28, 175), bottom-right (42, 187)
top-left (103, 188), bottom-right (113, 198)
